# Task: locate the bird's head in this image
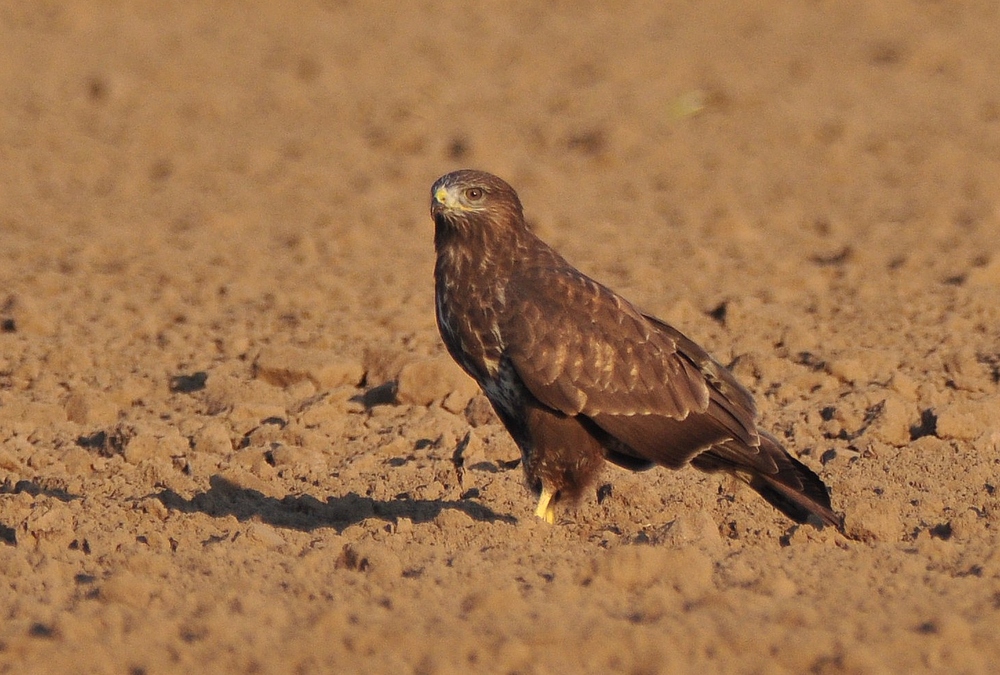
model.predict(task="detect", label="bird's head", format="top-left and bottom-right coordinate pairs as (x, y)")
top-left (430, 170), bottom-right (525, 238)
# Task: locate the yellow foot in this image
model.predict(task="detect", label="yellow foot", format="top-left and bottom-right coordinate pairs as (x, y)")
top-left (534, 487), bottom-right (556, 524)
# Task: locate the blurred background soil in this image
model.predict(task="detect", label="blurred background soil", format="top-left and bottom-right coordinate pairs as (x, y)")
top-left (2, 1), bottom-right (1000, 673)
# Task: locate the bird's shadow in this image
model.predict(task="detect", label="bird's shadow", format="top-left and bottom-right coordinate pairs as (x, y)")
top-left (152, 474), bottom-right (516, 534)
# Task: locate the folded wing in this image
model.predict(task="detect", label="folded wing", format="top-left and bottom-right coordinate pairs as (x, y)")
top-left (502, 264), bottom-right (758, 469)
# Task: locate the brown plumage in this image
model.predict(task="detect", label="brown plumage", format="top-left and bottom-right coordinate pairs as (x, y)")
top-left (431, 169), bottom-right (841, 528)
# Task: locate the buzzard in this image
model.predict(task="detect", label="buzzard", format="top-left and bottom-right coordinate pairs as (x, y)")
top-left (430, 169), bottom-right (840, 528)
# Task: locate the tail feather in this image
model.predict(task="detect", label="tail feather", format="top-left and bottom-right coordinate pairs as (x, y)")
top-left (692, 430), bottom-right (841, 528)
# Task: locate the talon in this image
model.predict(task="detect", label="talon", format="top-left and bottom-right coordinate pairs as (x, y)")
top-left (534, 487), bottom-right (556, 524)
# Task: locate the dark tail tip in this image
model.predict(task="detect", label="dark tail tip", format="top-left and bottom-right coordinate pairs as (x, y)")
top-left (748, 471), bottom-right (842, 529)
top-left (693, 431), bottom-right (843, 529)
top-left (750, 431), bottom-right (842, 529)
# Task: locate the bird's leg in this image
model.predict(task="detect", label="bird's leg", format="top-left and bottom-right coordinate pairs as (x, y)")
top-left (534, 487), bottom-right (556, 524)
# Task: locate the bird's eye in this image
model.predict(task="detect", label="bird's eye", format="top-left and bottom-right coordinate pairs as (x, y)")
top-left (464, 187), bottom-right (484, 201)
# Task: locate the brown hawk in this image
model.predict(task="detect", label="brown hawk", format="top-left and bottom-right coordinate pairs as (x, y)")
top-left (431, 169), bottom-right (840, 528)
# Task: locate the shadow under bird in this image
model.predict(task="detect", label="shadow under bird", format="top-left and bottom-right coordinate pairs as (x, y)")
top-left (430, 169), bottom-right (841, 528)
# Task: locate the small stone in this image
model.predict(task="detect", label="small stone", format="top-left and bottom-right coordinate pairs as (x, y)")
top-left (60, 447), bottom-right (94, 474)
top-left (268, 444), bottom-right (307, 466)
top-left (297, 391), bottom-right (356, 428)
top-left (65, 391), bottom-right (120, 426)
top-left (843, 501), bottom-right (901, 542)
top-left (396, 356), bottom-right (478, 406)
top-left (247, 523), bottom-right (286, 548)
top-left (362, 345), bottom-right (408, 388)
top-left (231, 447), bottom-right (269, 471)
top-left (890, 372), bottom-right (919, 401)
top-left (0, 447), bottom-right (22, 471)
top-left (228, 404), bottom-right (288, 437)
top-left (869, 394), bottom-right (913, 446)
top-left (464, 395), bottom-right (497, 427)
top-left (434, 507), bottom-right (475, 529)
top-left (124, 428), bottom-right (188, 464)
top-left (139, 497), bottom-right (169, 521)
top-left (459, 428), bottom-right (519, 468)
top-left (123, 433), bottom-right (159, 464)
top-left (336, 542), bottom-right (404, 581)
top-left (255, 345), bottom-right (364, 389)
top-left (442, 387), bottom-right (477, 414)
top-left (192, 421), bottom-right (233, 455)
top-left (937, 398), bottom-right (995, 441)
top-left (657, 511), bottom-right (723, 552)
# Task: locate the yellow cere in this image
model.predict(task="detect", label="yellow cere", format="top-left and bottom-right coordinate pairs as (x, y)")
top-left (435, 185), bottom-right (476, 211)
top-left (436, 186), bottom-right (468, 210)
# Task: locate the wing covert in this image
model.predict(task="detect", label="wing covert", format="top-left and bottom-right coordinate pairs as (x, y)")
top-left (502, 266), bottom-right (710, 419)
top-left (500, 263), bottom-right (759, 467)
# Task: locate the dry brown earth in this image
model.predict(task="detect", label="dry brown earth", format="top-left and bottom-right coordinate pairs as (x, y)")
top-left (2, 2), bottom-right (1000, 673)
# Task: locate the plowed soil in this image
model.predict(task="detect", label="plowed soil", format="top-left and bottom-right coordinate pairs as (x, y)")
top-left (2, 2), bottom-right (1000, 673)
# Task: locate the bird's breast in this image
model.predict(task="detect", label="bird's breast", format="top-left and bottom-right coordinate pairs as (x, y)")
top-left (435, 259), bottom-right (506, 382)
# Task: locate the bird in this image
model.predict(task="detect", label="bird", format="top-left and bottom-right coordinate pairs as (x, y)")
top-left (430, 169), bottom-right (841, 529)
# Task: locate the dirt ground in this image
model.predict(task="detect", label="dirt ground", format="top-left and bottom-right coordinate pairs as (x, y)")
top-left (2, 1), bottom-right (1000, 673)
